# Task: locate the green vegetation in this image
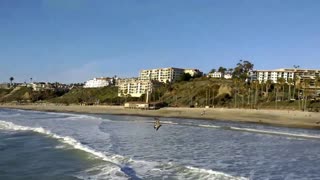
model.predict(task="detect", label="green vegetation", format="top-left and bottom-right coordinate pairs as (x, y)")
top-left (49, 86), bottom-right (121, 105)
top-left (0, 87), bottom-right (32, 103)
top-left (1, 60), bottom-right (319, 112)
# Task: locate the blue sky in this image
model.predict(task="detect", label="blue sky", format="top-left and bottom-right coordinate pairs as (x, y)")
top-left (1, 0), bottom-right (319, 83)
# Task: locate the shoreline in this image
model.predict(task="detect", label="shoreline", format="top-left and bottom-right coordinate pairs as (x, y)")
top-left (1, 104), bottom-right (320, 130)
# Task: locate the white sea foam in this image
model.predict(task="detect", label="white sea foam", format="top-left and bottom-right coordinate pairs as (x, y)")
top-left (198, 124), bottom-right (221, 128)
top-left (229, 126), bottom-right (320, 140)
top-left (0, 120), bottom-right (248, 179)
top-left (161, 121), bottom-right (179, 125)
top-left (0, 120), bottom-right (127, 178)
top-left (75, 165), bottom-right (128, 180)
top-left (196, 123), bottom-right (320, 140)
top-left (0, 112), bottom-right (21, 117)
top-left (64, 114), bottom-right (104, 121)
top-left (184, 166), bottom-right (248, 180)
top-left (0, 120), bottom-right (122, 163)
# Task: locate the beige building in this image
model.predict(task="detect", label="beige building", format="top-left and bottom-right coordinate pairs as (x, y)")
top-left (117, 78), bottom-right (159, 97)
top-left (139, 67), bottom-right (202, 83)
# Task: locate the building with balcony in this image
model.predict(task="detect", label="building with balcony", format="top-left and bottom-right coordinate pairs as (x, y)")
top-left (139, 67), bottom-right (202, 83)
top-left (249, 68), bottom-right (320, 88)
top-left (117, 78), bottom-right (160, 98)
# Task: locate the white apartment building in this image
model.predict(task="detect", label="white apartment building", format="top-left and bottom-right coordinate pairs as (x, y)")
top-left (224, 74), bottom-right (233, 79)
top-left (207, 72), bottom-right (233, 79)
top-left (250, 68), bottom-right (320, 84)
top-left (139, 67), bottom-right (202, 83)
top-left (117, 78), bottom-right (158, 97)
top-left (207, 72), bottom-right (223, 78)
top-left (84, 77), bottom-right (113, 88)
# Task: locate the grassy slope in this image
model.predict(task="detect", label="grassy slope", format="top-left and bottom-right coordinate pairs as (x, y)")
top-left (0, 87), bottom-right (32, 102)
top-left (49, 86), bottom-right (119, 104)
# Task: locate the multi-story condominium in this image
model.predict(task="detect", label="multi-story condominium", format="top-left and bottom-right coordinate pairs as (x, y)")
top-left (84, 77), bottom-right (113, 88)
top-left (117, 78), bottom-right (160, 97)
top-left (139, 67), bottom-right (202, 83)
top-left (249, 69), bottom-right (295, 83)
top-left (250, 68), bottom-right (320, 88)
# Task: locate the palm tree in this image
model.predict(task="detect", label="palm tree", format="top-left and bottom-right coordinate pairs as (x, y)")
top-left (233, 78), bottom-right (241, 108)
top-left (295, 82), bottom-right (302, 110)
top-left (9, 77), bottom-right (14, 87)
top-left (239, 82), bottom-right (246, 108)
top-left (265, 80), bottom-right (272, 102)
top-left (189, 83), bottom-right (194, 106)
top-left (277, 77), bottom-right (286, 101)
top-left (302, 79), bottom-right (311, 111)
top-left (253, 80), bottom-right (260, 108)
top-left (274, 83), bottom-right (281, 109)
top-left (287, 78), bottom-right (293, 100)
top-left (249, 81), bottom-right (256, 109)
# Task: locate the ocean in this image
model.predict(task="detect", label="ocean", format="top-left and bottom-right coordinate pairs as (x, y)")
top-left (0, 108), bottom-right (320, 179)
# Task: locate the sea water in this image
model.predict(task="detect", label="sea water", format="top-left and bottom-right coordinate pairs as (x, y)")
top-left (0, 108), bottom-right (320, 179)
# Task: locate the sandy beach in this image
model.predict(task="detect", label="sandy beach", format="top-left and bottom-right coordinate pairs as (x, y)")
top-left (1, 104), bottom-right (320, 129)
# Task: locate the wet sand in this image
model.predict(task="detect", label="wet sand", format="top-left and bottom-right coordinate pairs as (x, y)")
top-left (1, 104), bottom-right (320, 129)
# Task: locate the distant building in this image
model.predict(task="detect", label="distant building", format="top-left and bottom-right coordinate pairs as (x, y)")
top-left (207, 72), bottom-right (223, 78)
top-left (84, 77), bottom-right (114, 88)
top-left (139, 67), bottom-right (202, 83)
top-left (183, 68), bottom-right (203, 77)
top-left (28, 82), bottom-right (54, 91)
top-left (117, 78), bottom-right (160, 98)
top-left (0, 83), bottom-right (10, 89)
top-left (249, 69), bottom-right (295, 83)
top-left (224, 74), bottom-right (233, 79)
top-left (207, 72), bottom-right (232, 79)
top-left (249, 68), bottom-right (320, 88)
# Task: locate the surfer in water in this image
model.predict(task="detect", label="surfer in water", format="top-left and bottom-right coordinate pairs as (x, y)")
top-left (154, 117), bottom-right (162, 131)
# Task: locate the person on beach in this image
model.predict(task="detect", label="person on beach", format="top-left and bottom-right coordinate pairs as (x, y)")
top-left (154, 117), bottom-right (162, 131)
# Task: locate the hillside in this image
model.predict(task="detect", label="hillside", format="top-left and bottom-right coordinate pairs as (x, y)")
top-left (1, 78), bottom-right (319, 112)
top-left (49, 86), bottom-right (121, 105)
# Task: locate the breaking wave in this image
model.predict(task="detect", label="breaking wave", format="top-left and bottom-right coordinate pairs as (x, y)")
top-left (0, 120), bottom-right (247, 179)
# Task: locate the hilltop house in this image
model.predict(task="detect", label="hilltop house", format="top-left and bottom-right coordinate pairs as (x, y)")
top-left (84, 77), bottom-right (114, 88)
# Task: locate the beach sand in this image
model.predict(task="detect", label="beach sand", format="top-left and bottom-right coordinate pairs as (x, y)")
top-left (1, 104), bottom-right (320, 129)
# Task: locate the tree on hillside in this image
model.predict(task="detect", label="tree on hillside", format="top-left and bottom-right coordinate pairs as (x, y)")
top-left (209, 69), bottom-right (216, 73)
top-left (232, 60), bottom-right (254, 81)
top-left (9, 77), bottom-right (14, 87)
top-left (218, 66), bottom-right (227, 74)
top-left (178, 73), bottom-right (192, 82)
